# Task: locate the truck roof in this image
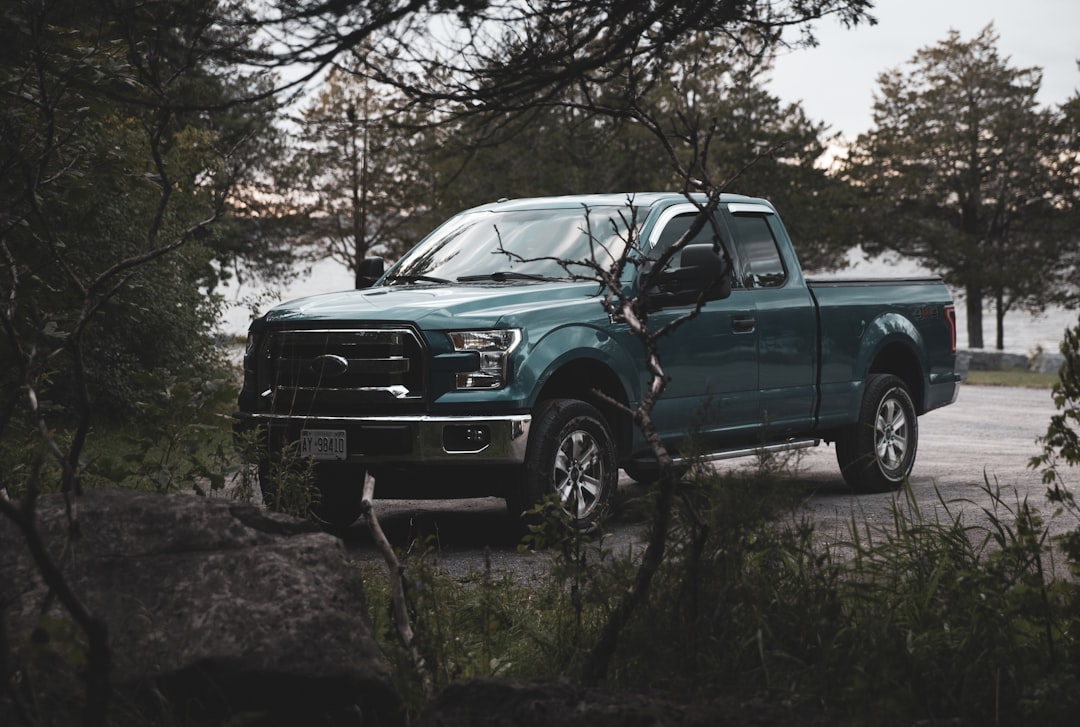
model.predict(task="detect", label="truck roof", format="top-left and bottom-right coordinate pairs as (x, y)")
top-left (470, 192), bottom-right (770, 213)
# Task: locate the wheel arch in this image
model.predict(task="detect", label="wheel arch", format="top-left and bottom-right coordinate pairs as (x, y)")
top-left (535, 358), bottom-right (634, 461)
top-left (860, 311), bottom-right (930, 414)
top-left (868, 339), bottom-right (926, 413)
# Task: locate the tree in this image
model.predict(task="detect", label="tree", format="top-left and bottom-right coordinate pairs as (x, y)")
top-left (1049, 70), bottom-right (1080, 304)
top-left (628, 34), bottom-right (854, 270)
top-left (1032, 312), bottom-right (1080, 569)
top-left (408, 34), bottom-right (853, 271)
top-left (287, 61), bottom-right (429, 285)
top-left (842, 24), bottom-right (1070, 350)
top-left (1, 0), bottom-right (287, 422)
top-left (229, 2), bottom-right (875, 122)
top-left (1, 1), bottom-right (289, 720)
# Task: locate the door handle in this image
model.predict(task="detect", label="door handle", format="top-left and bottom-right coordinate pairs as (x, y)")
top-left (732, 314), bottom-right (756, 333)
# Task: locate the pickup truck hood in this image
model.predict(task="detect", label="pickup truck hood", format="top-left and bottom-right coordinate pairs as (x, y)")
top-left (259, 280), bottom-right (604, 330)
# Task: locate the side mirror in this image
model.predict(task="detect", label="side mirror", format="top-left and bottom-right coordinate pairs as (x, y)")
top-left (678, 243), bottom-right (732, 300)
top-left (641, 243), bottom-right (732, 308)
top-left (357, 257), bottom-right (385, 289)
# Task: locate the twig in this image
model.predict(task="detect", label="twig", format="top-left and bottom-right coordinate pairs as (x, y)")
top-left (360, 472), bottom-right (434, 699)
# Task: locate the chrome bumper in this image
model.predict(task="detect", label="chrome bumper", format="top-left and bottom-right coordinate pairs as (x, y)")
top-left (234, 412), bottom-right (531, 465)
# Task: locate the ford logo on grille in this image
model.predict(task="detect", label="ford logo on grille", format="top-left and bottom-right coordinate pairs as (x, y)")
top-left (308, 354), bottom-right (349, 377)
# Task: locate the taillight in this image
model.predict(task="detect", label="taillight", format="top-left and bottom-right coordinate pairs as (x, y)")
top-left (944, 304), bottom-right (957, 354)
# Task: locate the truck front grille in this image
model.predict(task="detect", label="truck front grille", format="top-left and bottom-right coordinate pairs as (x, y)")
top-left (262, 327), bottom-right (426, 416)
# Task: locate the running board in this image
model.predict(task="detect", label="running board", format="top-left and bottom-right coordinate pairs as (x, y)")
top-left (669, 438), bottom-right (820, 466)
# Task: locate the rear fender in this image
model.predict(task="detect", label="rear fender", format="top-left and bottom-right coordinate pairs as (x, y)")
top-left (855, 312), bottom-right (929, 412)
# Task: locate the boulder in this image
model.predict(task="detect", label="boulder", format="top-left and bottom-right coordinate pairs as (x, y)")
top-left (1030, 350), bottom-right (1065, 375)
top-left (963, 349), bottom-right (1030, 372)
top-left (0, 488), bottom-right (399, 725)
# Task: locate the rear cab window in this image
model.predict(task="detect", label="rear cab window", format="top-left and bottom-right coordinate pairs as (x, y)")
top-left (725, 203), bottom-right (787, 289)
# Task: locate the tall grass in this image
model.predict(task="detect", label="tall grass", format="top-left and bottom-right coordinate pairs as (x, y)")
top-left (365, 467), bottom-right (1080, 724)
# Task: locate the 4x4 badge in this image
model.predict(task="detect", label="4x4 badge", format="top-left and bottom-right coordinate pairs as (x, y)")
top-left (309, 354), bottom-right (349, 377)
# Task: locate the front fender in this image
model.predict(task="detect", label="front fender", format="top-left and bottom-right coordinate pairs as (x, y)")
top-left (510, 323), bottom-right (641, 409)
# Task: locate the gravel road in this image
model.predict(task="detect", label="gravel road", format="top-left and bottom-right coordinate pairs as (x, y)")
top-left (343, 384), bottom-right (1073, 578)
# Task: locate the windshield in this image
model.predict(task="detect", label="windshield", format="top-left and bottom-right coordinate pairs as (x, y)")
top-left (386, 205), bottom-right (638, 283)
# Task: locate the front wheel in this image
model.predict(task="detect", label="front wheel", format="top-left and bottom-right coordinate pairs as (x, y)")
top-left (309, 464), bottom-right (366, 530)
top-left (508, 398), bottom-right (617, 532)
top-left (836, 374), bottom-right (918, 493)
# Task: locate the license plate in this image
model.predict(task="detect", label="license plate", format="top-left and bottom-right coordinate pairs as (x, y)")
top-left (300, 429), bottom-right (347, 460)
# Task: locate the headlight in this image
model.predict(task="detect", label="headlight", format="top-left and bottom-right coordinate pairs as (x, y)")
top-left (448, 329), bottom-right (522, 389)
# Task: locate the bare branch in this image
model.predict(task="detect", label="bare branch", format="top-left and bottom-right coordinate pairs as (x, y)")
top-left (0, 494), bottom-right (112, 725)
top-left (360, 473), bottom-right (435, 698)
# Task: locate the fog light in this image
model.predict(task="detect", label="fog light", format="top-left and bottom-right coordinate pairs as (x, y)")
top-left (443, 425), bottom-right (491, 453)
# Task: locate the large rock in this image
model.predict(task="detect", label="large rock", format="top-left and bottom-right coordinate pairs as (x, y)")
top-left (962, 349), bottom-right (1030, 372)
top-left (0, 488), bottom-right (399, 725)
top-left (1030, 350), bottom-right (1065, 375)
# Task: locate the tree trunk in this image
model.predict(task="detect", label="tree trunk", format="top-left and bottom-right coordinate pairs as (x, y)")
top-left (966, 283), bottom-right (984, 349)
top-left (995, 289), bottom-right (1005, 351)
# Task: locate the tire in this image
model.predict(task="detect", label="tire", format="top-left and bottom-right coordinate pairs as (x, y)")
top-left (508, 398), bottom-right (617, 531)
top-left (259, 457), bottom-right (364, 530)
top-left (836, 374), bottom-right (918, 493)
top-left (309, 464), bottom-right (366, 530)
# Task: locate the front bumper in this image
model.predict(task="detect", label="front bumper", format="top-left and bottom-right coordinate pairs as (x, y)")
top-left (234, 412), bottom-right (531, 465)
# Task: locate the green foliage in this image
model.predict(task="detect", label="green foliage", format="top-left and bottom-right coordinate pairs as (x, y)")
top-left (0, 0), bottom-right (284, 432)
top-left (517, 499), bottom-right (636, 674)
top-left (1033, 318), bottom-right (1080, 480)
top-left (359, 463), bottom-right (1080, 724)
top-left (1032, 316), bottom-right (1080, 579)
top-left (359, 501), bottom-right (634, 716)
top-left (606, 464), bottom-right (835, 694)
top-left (825, 481), bottom-right (1080, 725)
top-left (249, 436), bottom-right (320, 521)
top-left (364, 544), bottom-right (536, 717)
top-left (85, 374), bottom-right (241, 493)
top-left (1, 365), bottom-right (243, 501)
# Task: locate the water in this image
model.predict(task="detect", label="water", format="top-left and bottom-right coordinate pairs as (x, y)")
top-left (829, 249), bottom-right (1077, 355)
top-left (218, 250), bottom-right (1078, 355)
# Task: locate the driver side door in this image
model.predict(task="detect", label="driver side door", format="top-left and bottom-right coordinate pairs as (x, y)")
top-left (637, 205), bottom-right (760, 451)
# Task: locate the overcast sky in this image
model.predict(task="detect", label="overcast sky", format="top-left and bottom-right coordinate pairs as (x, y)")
top-left (768, 0), bottom-right (1080, 139)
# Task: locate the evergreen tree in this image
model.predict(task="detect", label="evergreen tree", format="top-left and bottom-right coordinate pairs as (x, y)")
top-left (1, 0), bottom-right (284, 426)
top-left (287, 62), bottom-right (429, 284)
top-left (842, 25), bottom-right (1069, 349)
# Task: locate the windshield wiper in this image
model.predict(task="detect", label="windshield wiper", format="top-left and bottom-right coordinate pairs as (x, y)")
top-left (457, 271), bottom-right (564, 283)
top-left (384, 273), bottom-right (454, 285)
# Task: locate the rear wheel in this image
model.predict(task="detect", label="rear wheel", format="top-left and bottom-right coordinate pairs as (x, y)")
top-left (836, 374), bottom-right (918, 493)
top-left (508, 398), bottom-right (617, 532)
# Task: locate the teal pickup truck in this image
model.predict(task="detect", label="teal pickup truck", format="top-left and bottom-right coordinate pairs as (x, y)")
top-left (236, 193), bottom-right (960, 529)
